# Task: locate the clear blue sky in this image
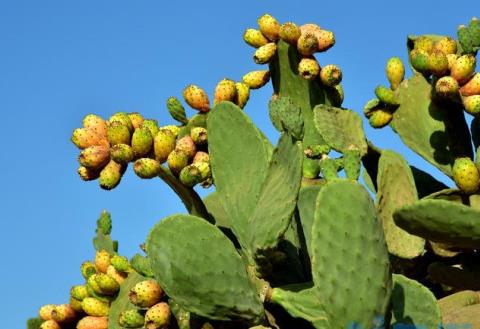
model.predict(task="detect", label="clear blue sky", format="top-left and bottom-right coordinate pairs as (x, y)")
top-left (0, 1), bottom-right (477, 327)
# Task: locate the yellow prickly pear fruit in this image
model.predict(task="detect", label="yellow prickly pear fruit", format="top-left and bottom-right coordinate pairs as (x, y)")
top-left (447, 53), bottom-right (458, 71)
top-left (317, 29), bottom-right (335, 52)
top-left (452, 157), bottom-right (480, 194)
top-left (254, 43), bottom-right (277, 64)
top-left (451, 54), bottom-right (476, 84)
top-left (320, 64), bottom-right (342, 87)
top-left (433, 36), bottom-right (457, 55)
top-left (243, 28), bottom-right (269, 48)
top-left (386, 57), bottom-right (405, 90)
top-left (39, 304), bottom-right (55, 320)
top-left (460, 73), bottom-right (480, 96)
top-left (39, 320), bottom-right (61, 329)
top-left (179, 164), bottom-right (203, 187)
top-left (107, 121), bottom-right (131, 146)
top-left (110, 144), bottom-right (134, 164)
top-left (70, 285), bottom-right (89, 301)
top-left (106, 265), bottom-right (127, 284)
top-left (79, 145), bottom-right (110, 170)
top-left (190, 127), bottom-right (207, 146)
top-left (375, 85), bottom-right (399, 106)
top-left (257, 14), bottom-right (280, 41)
top-left (463, 95), bottom-right (480, 116)
top-left (83, 114), bottom-right (107, 137)
top-left (134, 158), bottom-right (161, 179)
top-left (193, 151), bottom-right (209, 163)
top-left (234, 82), bottom-right (250, 109)
top-left (108, 112), bottom-right (133, 133)
top-left (167, 150), bottom-right (189, 176)
top-left (95, 273), bottom-right (120, 295)
top-left (279, 22), bottom-right (301, 45)
top-left (154, 129), bottom-right (176, 163)
top-left (76, 316), bottom-right (108, 329)
top-left (192, 161), bottom-right (211, 181)
top-left (160, 125), bottom-right (180, 138)
top-left (214, 78), bottom-right (237, 105)
top-left (128, 112), bottom-right (144, 129)
top-left (176, 136), bottom-right (197, 159)
top-left (81, 261), bottom-right (97, 279)
top-left (369, 109), bottom-right (393, 129)
top-left (71, 128), bottom-right (109, 149)
top-left (183, 84), bottom-right (210, 112)
top-left (131, 127), bottom-right (153, 158)
top-left (87, 274), bottom-right (104, 295)
top-left (95, 250), bottom-right (111, 273)
top-left (242, 70), bottom-right (270, 89)
top-left (129, 280), bottom-right (164, 308)
top-left (144, 302), bottom-right (171, 329)
top-left (110, 254), bottom-right (130, 272)
top-left (69, 296), bottom-right (83, 313)
top-left (81, 298), bottom-right (110, 317)
top-left (51, 304), bottom-right (76, 323)
top-left (141, 119), bottom-right (160, 138)
top-left (297, 33), bottom-right (318, 56)
top-left (298, 57), bottom-right (320, 80)
top-left (428, 50), bottom-right (449, 77)
top-left (414, 36), bottom-right (434, 52)
top-left (435, 76), bottom-right (460, 99)
top-left (99, 160), bottom-right (123, 190)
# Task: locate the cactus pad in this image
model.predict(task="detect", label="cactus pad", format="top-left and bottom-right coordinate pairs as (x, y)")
top-left (268, 96), bottom-right (304, 140)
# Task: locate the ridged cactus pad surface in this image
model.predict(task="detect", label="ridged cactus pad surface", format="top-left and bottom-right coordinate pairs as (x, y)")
top-left (297, 185), bottom-right (322, 258)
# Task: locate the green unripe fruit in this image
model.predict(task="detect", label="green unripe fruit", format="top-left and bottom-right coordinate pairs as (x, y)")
top-left (129, 280), bottom-right (164, 308)
top-left (134, 158), bottom-right (161, 179)
top-left (107, 121), bottom-right (131, 146)
top-left (95, 273), bottom-right (120, 295)
top-left (460, 73), bottom-right (480, 96)
top-left (82, 298), bottom-right (110, 317)
top-left (428, 50), bottom-right (449, 76)
top-left (319, 158), bottom-right (339, 181)
top-left (192, 161), bottom-right (211, 181)
top-left (69, 296), bottom-right (83, 313)
top-left (39, 304), bottom-right (55, 320)
top-left (87, 274), bottom-right (104, 295)
top-left (141, 119), bottom-right (159, 139)
top-left (452, 157), bottom-right (480, 193)
top-left (257, 14), bottom-right (280, 41)
top-left (167, 150), bottom-right (190, 176)
top-left (71, 127), bottom-right (109, 150)
top-left (434, 76), bottom-right (459, 101)
top-left (320, 64), bottom-right (342, 87)
top-left (375, 85), bottom-right (399, 106)
top-left (131, 127), bottom-right (153, 158)
top-left (110, 143), bottom-right (134, 164)
top-left (95, 250), bottom-right (111, 273)
top-left (190, 127), bottom-right (208, 146)
top-left (234, 82), bottom-right (250, 109)
top-left (363, 98), bottom-right (381, 118)
top-left (130, 254), bottom-right (155, 278)
top-left (385, 57), bottom-right (405, 90)
top-left (458, 25), bottom-right (474, 54)
top-left (81, 261), bottom-right (97, 280)
top-left (86, 285), bottom-right (115, 303)
top-left (108, 112), bottom-right (133, 132)
top-left (254, 42), bottom-right (277, 64)
top-left (214, 78), bottom-right (237, 105)
top-left (166, 96), bottom-right (188, 124)
top-left (96, 210), bottom-right (111, 235)
top-left (243, 28), bottom-right (269, 48)
top-left (175, 136), bottom-right (197, 159)
top-left (242, 70), bottom-right (270, 89)
top-left (145, 302), bottom-right (171, 329)
top-left (298, 57), bottom-right (320, 80)
top-left (39, 320), bottom-right (61, 329)
top-left (83, 114), bottom-right (107, 137)
top-left (451, 54), bottom-right (476, 84)
top-left (110, 255), bottom-right (130, 273)
top-left (193, 151), bottom-right (209, 163)
top-left (183, 84), bottom-right (210, 112)
top-left (128, 112), bottom-right (144, 129)
top-left (297, 33), bottom-right (318, 56)
top-left (469, 17), bottom-right (480, 45)
top-left (76, 316), bottom-right (108, 329)
top-left (369, 109), bottom-right (393, 128)
top-left (414, 36), bottom-right (434, 52)
top-left (302, 158), bottom-right (320, 179)
top-left (71, 285), bottom-right (89, 301)
top-left (179, 164), bottom-right (203, 187)
top-left (433, 36), bottom-right (457, 55)
top-left (78, 166), bottom-right (101, 181)
top-left (410, 49), bottom-right (430, 73)
top-left (99, 160), bottom-right (123, 190)
top-left (51, 304), bottom-right (76, 323)
top-left (343, 149), bottom-right (361, 181)
top-left (79, 145), bottom-right (110, 170)
top-left (154, 129), bottom-right (176, 163)
top-left (118, 309), bottom-right (145, 328)
top-left (279, 22), bottom-right (301, 45)
top-left (463, 95), bottom-right (480, 116)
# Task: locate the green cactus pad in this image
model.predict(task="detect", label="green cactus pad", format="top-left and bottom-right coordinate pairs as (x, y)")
top-left (390, 74), bottom-right (473, 176)
top-left (93, 211), bottom-right (117, 254)
top-left (108, 271), bottom-right (147, 329)
top-left (443, 304), bottom-right (480, 328)
top-left (26, 318), bottom-right (42, 329)
top-left (297, 185), bottom-right (322, 258)
top-left (268, 96), bottom-right (304, 140)
top-left (393, 199), bottom-right (480, 248)
top-left (313, 105), bottom-right (368, 156)
top-left (203, 191), bottom-right (230, 229)
top-left (376, 150), bottom-right (425, 259)
top-left (169, 299), bottom-right (194, 329)
top-left (390, 274), bottom-right (442, 329)
top-left (428, 262), bottom-right (480, 290)
top-left (438, 290), bottom-right (480, 317)
top-left (146, 214), bottom-right (264, 322)
top-left (249, 133), bottom-right (303, 253)
top-left (130, 253), bottom-right (154, 278)
top-left (312, 180), bottom-right (391, 328)
top-left (208, 102), bottom-right (272, 250)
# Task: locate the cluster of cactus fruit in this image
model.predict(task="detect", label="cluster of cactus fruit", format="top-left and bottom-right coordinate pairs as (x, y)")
top-left (29, 13), bottom-right (480, 329)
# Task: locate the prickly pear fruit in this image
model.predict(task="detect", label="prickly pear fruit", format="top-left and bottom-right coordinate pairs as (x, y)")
top-left (304, 144), bottom-right (331, 158)
top-left (39, 304), bottom-right (55, 320)
top-left (131, 127), bottom-right (153, 158)
top-left (298, 57), bottom-right (320, 80)
top-left (71, 128), bottom-right (108, 149)
top-left (428, 50), bottom-right (449, 76)
top-left (460, 73), bottom-right (480, 96)
top-left (39, 320), bottom-right (61, 329)
top-left (166, 96), bottom-right (188, 124)
top-left (386, 57), bottom-right (405, 90)
top-left (183, 85), bottom-right (210, 112)
top-left (87, 274), bottom-right (105, 295)
top-left (192, 161), bottom-right (211, 180)
top-left (257, 14), bottom-right (280, 41)
top-left (99, 160), bottom-right (123, 190)
top-left (435, 76), bottom-right (460, 99)
top-left (214, 79), bottom-right (237, 105)
top-left (78, 166), bottom-right (101, 181)
top-left (129, 280), bottom-right (163, 308)
top-left (128, 112), bottom-right (144, 129)
top-left (81, 261), bottom-right (97, 279)
top-left (316, 29), bottom-right (335, 52)
top-left (160, 125), bottom-right (180, 137)
top-left (433, 36), bottom-right (458, 55)
top-left (118, 309), bottom-right (145, 328)
top-left (134, 158), bottom-right (161, 179)
top-left (82, 298), bottom-right (110, 317)
top-left (108, 112), bottom-right (134, 132)
top-left (414, 36), bottom-right (434, 52)
top-left (107, 121), bottom-right (131, 146)
top-left (242, 70), bottom-right (270, 89)
top-left (410, 49), bottom-right (430, 73)
top-left (303, 158), bottom-right (320, 179)
top-left (179, 164), bottom-right (202, 187)
top-left (319, 158), bottom-right (339, 181)
top-left (297, 33), bottom-right (318, 56)
top-left (452, 157), bottom-right (480, 194)
top-left (51, 304), bottom-right (76, 323)
top-left (451, 54), bottom-right (476, 84)
top-left (154, 129), bottom-right (176, 163)
top-left (375, 85), bottom-right (399, 106)
top-left (343, 149), bottom-right (361, 181)
top-left (234, 82), bottom-right (250, 109)
top-left (110, 143), bottom-right (134, 164)
top-left (201, 323), bottom-right (214, 329)
top-left (463, 95), bottom-right (480, 115)
top-left (95, 273), bottom-right (120, 295)
top-left (141, 119), bottom-right (159, 138)
top-left (279, 22), bottom-right (301, 45)
top-left (71, 285), bottom-right (89, 301)
top-left (254, 43), bottom-right (277, 65)
top-left (106, 265), bottom-right (127, 284)
top-left (320, 64), bottom-right (342, 87)
top-left (369, 109), bottom-right (393, 128)
top-left (326, 83), bottom-right (344, 107)
top-left (69, 296), bottom-right (83, 313)
top-left (363, 98), bottom-right (381, 118)
top-left (447, 53), bottom-right (458, 70)
top-left (458, 25), bottom-right (474, 54)
top-left (110, 255), bottom-right (130, 272)
top-left (167, 150), bottom-right (189, 176)
top-left (190, 127), bottom-right (207, 145)
top-left (95, 250), bottom-right (111, 273)
top-left (76, 316), bottom-right (108, 329)
top-left (144, 302), bottom-right (171, 329)
top-left (83, 114), bottom-right (107, 137)
top-left (175, 136), bottom-right (197, 159)
top-left (193, 151), bottom-right (209, 163)
top-left (79, 145), bottom-right (110, 169)
top-left (243, 28), bottom-right (269, 48)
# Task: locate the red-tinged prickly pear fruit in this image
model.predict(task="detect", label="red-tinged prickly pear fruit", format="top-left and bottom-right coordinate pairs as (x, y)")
top-left (298, 57), bottom-right (320, 80)
top-left (110, 255), bottom-right (130, 272)
top-left (297, 33), bottom-right (318, 56)
top-left (435, 76), bottom-right (460, 99)
top-left (414, 36), bottom-right (434, 52)
top-left (51, 304), bottom-right (76, 323)
top-left (447, 53), bottom-right (458, 71)
top-left (214, 79), bottom-right (237, 105)
top-left (128, 112), bottom-right (144, 129)
top-left (243, 28), bottom-right (269, 48)
top-left (81, 261), bottom-right (97, 280)
top-left (179, 164), bottom-right (203, 187)
top-left (452, 157), bottom-right (480, 194)
top-left (83, 114), bottom-right (107, 137)
top-left (154, 129), bottom-right (176, 163)
top-left (183, 85), bottom-right (210, 112)
top-left (134, 158), bottom-right (161, 179)
top-left (254, 43), bottom-right (277, 64)
top-left (71, 128), bottom-right (109, 149)
top-left (243, 70), bottom-right (270, 89)
top-left (320, 65), bottom-right (342, 87)
top-left (79, 145), bottom-right (110, 169)
top-left (69, 296), bottom-right (83, 313)
top-left (77, 316), bottom-right (108, 329)
top-left (428, 50), bottom-right (449, 76)
top-left (463, 95), bottom-right (480, 115)
top-left (99, 160), bottom-right (123, 190)
top-left (129, 280), bottom-right (164, 308)
top-left (106, 265), bottom-right (127, 284)
top-left (131, 127), bottom-right (153, 158)
top-left (144, 302), bottom-right (171, 329)
top-left (81, 298), bottom-right (110, 317)
top-left (300, 23), bottom-right (322, 35)
top-left (410, 49), bottom-right (430, 73)
top-left (234, 82), bottom-right (250, 109)
top-left (39, 320), bottom-right (61, 329)
top-left (190, 127), bottom-right (207, 146)
top-left (317, 29), bottom-right (335, 52)
top-left (257, 14), bottom-right (280, 41)
top-left (108, 112), bottom-right (133, 133)
top-left (385, 57), bottom-right (405, 90)
top-left (78, 166), bottom-right (101, 181)
top-left (110, 144), bottom-right (134, 164)
top-left (192, 161), bottom-right (211, 181)
top-left (118, 309), bottom-right (145, 328)
top-left (451, 54), bottom-right (476, 84)
top-left (71, 285), bottom-right (89, 301)
top-left (107, 121), bottom-right (131, 146)
top-left (95, 273), bottom-right (120, 295)
top-left (433, 36), bottom-right (458, 55)
top-left (95, 250), bottom-right (111, 273)
top-left (141, 119), bottom-right (159, 138)
top-left (39, 304), bottom-right (55, 320)
top-left (460, 73), bottom-right (480, 96)
top-left (375, 85), bottom-right (399, 106)
top-left (175, 136), bottom-right (197, 159)
top-left (160, 125), bottom-right (180, 138)
top-left (369, 109), bottom-right (393, 129)
top-left (279, 22), bottom-right (301, 45)
top-left (193, 151), bottom-right (209, 163)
